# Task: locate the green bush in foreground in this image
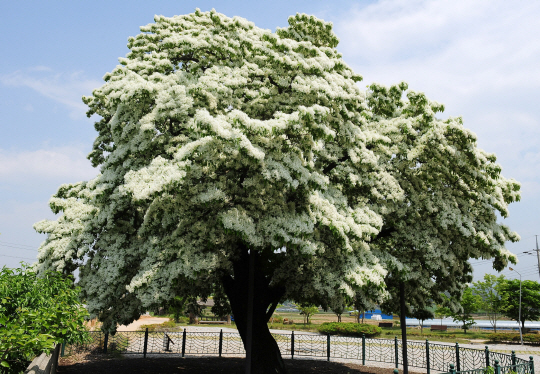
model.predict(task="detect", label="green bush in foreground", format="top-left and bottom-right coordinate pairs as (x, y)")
top-left (0, 265), bottom-right (89, 373)
top-left (318, 322), bottom-right (382, 337)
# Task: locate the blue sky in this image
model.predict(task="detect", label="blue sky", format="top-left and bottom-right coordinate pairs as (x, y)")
top-left (1, 0), bottom-right (539, 282)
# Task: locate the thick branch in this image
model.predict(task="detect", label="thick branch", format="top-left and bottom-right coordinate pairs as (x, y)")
top-left (265, 287), bottom-right (285, 321)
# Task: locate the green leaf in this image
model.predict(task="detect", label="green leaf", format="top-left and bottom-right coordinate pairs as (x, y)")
top-left (1, 361), bottom-right (10, 368)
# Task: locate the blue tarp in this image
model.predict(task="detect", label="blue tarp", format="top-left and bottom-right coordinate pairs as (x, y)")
top-left (349, 309), bottom-right (393, 320)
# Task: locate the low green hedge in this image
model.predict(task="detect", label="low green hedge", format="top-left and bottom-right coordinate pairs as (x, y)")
top-left (488, 333), bottom-right (540, 345)
top-left (318, 322), bottom-right (382, 337)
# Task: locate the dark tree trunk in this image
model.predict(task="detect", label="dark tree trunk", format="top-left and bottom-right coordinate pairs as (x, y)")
top-left (222, 248), bottom-right (286, 374)
top-left (400, 282), bottom-right (409, 374)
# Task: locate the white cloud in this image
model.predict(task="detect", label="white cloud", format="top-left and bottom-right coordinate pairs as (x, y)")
top-left (333, 0), bottom-right (540, 190)
top-left (0, 146), bottom-right (99, 183)
top-left (0, 68), bottom-right (101, 120)
top-left (335, 1), bottom-right (540, 94)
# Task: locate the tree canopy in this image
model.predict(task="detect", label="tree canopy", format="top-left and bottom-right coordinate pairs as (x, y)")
top-left (499, 279), bottom-right (540, 329)
top-left (473, 274), bottom-right (505, 332)
top-left (451, 286), bottom-right (481, 333)
top-left (33, 10), bottom-right (520, 373)
top-left (364, 83), bottom-right (520, 315)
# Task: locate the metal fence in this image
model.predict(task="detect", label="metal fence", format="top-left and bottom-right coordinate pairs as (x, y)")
top-left (63, 330), bottom-right (535, 374)
top-left (442, 360), bottom-right (534, 374)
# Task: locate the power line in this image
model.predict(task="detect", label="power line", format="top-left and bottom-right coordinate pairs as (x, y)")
top-left (0, 254), bottom-right (36, 261)
top-left (0, 244), bottom-right (38, 252)
top-left (500, 265), bottom-right (539, 275)
top-left (0, 241), bottom-right (36, 249)
top-left (469, 252), bottom-right (529, 266)
top-left (504, 269), bottom-right (540, 279)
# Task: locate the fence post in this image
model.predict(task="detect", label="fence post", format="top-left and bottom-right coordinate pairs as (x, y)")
top-left (103, 333), bottom-right (109, 354)
top-left (143, 328), bottom-right (148, 358)
top-left (219, 329), bottom-right (223, 358)
top-left (511, 351), bottom-right (516, 372)
top-left (426, 340), bottom-right (430, 374)
top-left (530, 356), bottom-right (535, 374)
top-left (291, 331), bottom-right (295, 360)
top-left (485, 346), bottom-right (490, 368)
top-left (61, 342), bottom-right (65, 357)
top-left (494, 360), bottom-right (500, 374)
top-left (455, 343), bottom-right (460, 372)
top-left (326, 333), bottom-right (330, 362)
top-left (362, 334), bottom-right (366, 365)
top-left (182, 329), bottom-right (186, 358)
top-left (450, 363), bottom-right (456, 374)
top-left (395, 336), bottom-right (399, 369)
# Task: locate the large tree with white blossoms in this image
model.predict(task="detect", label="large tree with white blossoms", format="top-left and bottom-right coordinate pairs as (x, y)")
top-left (33, 10), bottom-right (520, 373)
top-left (34, 11), bottom-right (400, 373)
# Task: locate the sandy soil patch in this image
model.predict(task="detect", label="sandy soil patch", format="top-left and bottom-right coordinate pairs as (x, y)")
top-left (117, 316), bottom-right (170, 332)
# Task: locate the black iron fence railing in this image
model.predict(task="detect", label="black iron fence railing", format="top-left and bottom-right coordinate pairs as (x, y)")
top-left (62, 330), bottom-right (535, 374)
top-left (442, 360), bottom-right (533, 374)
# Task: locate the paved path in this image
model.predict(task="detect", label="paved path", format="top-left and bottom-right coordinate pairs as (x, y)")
top-left (162, 326), bottom-right (540, 372)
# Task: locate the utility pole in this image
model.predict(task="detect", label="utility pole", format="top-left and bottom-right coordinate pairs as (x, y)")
top-left (509, 267), bottom-right (523, 345)
top-left (535, 235), bottom-right (540, 280)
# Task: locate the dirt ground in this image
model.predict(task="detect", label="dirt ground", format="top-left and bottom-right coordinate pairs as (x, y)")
top-left (58, 354), bottom-right (420, 374)
top-left (117, 315), bottom-right (170, 332)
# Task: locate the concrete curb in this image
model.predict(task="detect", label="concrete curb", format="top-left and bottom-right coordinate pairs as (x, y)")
top-left (24, 344), bottom-right (60, 374)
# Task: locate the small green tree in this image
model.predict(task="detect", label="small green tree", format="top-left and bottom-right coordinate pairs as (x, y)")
top-left (210, 286), bottom-right (232, 321)
top-left (330, 296), bottom-right (349, 323)
top-left (411, 308), bottom-right (434, 335)
top-left (499, 279), bottom-right (540, 329)
top-left (296, 304), bottom-right (319, 325)
top-left (185, 297), bottom-right (204, 324)
top-left (451, 287), bottom-right (481, 333)
top-left (332, 304), bottom-right (346, 323)
top-left (434, 305), bottom-right (452, 326)
top-left (167, 296), bottom-right (187, 323)
top-left (0, 265), bottom-right (88, 373)
top-left (472, 274), bottom-right (505, 332)
top-left (353, 293), bottom-right (375, 324)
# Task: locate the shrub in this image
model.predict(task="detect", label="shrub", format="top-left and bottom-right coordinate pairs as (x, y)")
top-left (269, 315), bottom-right (283, 324)
top-left (318, 322), bottom-right (382, 337)
top-left (488, 333), bottom-right (540, 345)
top-left (523, 334), bottom-right (540, 344)
top-left (0, 265), bottom-right (89, 373)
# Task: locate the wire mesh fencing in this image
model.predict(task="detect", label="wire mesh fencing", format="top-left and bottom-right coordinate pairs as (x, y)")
top-left (62, 330), bottom-right (534, 374)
